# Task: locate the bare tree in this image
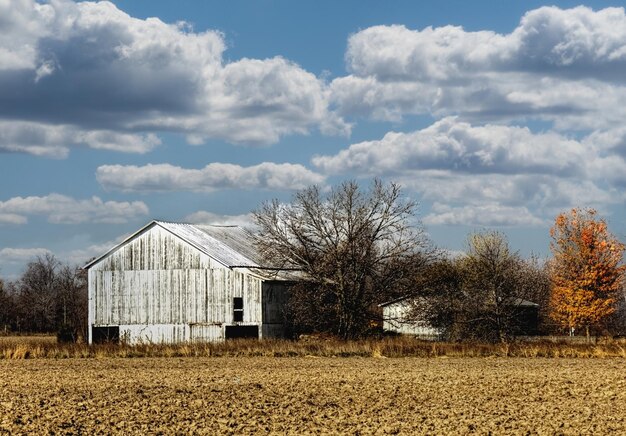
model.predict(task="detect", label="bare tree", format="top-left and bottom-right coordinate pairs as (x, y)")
top-left (462, 231), bottom-right (534, 341)
top-left (4, 254), bottom-right (88, 339)
top-left (255, 179), bottom-right (432, 339)
top-left (0, 277), bottom-right (13, 334)
top-left (520, 256), bottom-right (552, 334)
top-left (413, 231), bottom-right (550, 342)
top-left (408, 258), bottom-right (464, 338)
top-left (16, 253), bottom-right (60, 333)
top-left (55, 265), bottom-right (88, 341)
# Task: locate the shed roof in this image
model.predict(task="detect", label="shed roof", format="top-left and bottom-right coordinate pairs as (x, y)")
top-left (379, 295), bottom-right (539, 308)
top-left (84, 220), bottom-right (295, 276)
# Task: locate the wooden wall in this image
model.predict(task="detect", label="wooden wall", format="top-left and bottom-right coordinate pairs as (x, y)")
top-left (88, 224), bottom-right (280, 344)
top-left (382, 300), bottom-right (442, 339)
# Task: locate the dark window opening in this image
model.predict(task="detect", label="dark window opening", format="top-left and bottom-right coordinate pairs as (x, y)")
top-left (225, 325), bottom-right (259, 339)
top-left (92, 326), bottom-right (120, 343)
top-left (233, 297), bottom-right (244, 322)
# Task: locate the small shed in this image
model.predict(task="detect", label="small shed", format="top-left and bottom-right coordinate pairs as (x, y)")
top-left (381, 296), bottom-right (540, 339)
top-left (380, 297), bottom-right (443, 340)
top-left (84, 220), bottom-right (296, 344)
top-left (505, 298), bottom-right (540, 336)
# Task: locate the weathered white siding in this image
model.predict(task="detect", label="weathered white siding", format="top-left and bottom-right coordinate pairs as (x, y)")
top-left (119, 324), bottom-right (191, 344)
top-left (90, 268), bottom-right (263, 325)
top-left (382, 300), bottom-right (442, 339)
top-left (189, 324), bottom-right (223, 342)
top-left (87, 224), bottom-right (281, 344)
top-left (89, 225), bottom-right (220, 272)
top-left (117, 323), bottom-right (241, 344)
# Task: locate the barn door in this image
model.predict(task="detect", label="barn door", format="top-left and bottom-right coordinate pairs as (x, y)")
top-left (225, 325), bottom-right (259, 339)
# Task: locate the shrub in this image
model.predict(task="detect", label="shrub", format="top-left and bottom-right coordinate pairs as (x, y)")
top-left (56, 324), bottom-right (76, 343)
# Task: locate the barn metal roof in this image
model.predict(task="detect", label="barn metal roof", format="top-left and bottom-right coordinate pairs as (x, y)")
top-left (157, 221), bottom-right (264, 268)
top-left (84, 220), bottom-right (297, 276)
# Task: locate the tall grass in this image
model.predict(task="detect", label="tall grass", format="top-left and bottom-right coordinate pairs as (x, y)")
top-left (1, 336), bottom-right (625, 359)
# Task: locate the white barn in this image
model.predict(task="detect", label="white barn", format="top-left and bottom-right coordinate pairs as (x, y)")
top-left (85, 220), bottom-right (296, 344)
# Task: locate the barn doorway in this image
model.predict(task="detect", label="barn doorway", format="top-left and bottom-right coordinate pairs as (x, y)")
top-left (225, 325), bottom-right (259, 339)
top-left (92, 326), bottom-right (120, 343)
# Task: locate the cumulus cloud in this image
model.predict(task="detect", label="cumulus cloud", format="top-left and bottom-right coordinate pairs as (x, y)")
top-left (403, 173), bottom-right (620, 227)
top-left (184, 211), bottom-right (256, 228)
top-left (0, 213), bottom-right (28, 225)
top-left (408, 173), bottom-right (616, 210)
top-left (0, 121), bottom-right (160, 157)
top-left (424, 203), bottom-right (546, 227)
top-left (314, 118), bottom-right (626, 227)
top-left (0, 247), bottom-right (52, 264)
top-left (0, 237), bottom-right (126, 279)
top-left (331, 6), bottom-right (626, 129)
top-left (322, 6), bottom-right (626, 227)
top-left (0, 194), bottom-right (149, 224)
top-left (0, 247), bottom-right (52, 278)
top-left (96, 162), bottom-right (325, 192)
top-left (313, 117), bottom-right (590, 177)
top-left (0, 0), bottom-right (347, 157)
top-left (345, 7), bottom-right (626, 80)
top-left (62, 239), bottom-right (124, 266)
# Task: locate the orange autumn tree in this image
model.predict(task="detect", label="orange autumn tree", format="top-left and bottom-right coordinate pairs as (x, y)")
top-left (549, 208), bottom-right (625, 337)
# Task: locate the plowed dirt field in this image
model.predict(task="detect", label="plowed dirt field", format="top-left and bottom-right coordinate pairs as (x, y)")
top-left (1, 357), bottom-right (625, 434)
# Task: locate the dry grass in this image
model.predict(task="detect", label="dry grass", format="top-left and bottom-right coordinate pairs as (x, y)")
top-left (0, 335), bottom-right (56, 344)
top-left (1, 357), bottom-right (625, 434)
top-left (0, 335), bottom-right (625, 359)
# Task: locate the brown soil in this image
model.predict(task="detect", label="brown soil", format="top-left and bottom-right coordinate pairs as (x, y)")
top-left (1, 357), bottom-right (625, 434)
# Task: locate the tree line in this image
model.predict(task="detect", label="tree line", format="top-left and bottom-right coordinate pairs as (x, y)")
top-left (255, 180), bottom-right (626, 341)
top-left (1, 179), bottom-right (625, 343)
top-left (0, 254), bottom-right (87, 341)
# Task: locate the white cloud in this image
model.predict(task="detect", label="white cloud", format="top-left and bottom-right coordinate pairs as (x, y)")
top-left (313, 117), bottom-right (626, 227)
top-left (0, 213), bottom-right (28, 225)
top-left (0, 0), bottom-right (51, 71)
top-left (0, 0), bottom-right (347, 157)
top-left (0, 247), bottom-right (52, 264)
top-left (406, 173), bottom-right (616, 210)
top-left (344, 7), bottom-right (626, 80)
top-left (3, 3), bottom-right (626, 157)
top-left (0, 247), bottom-right (54, 278)
top-left (321, 4), bottom-right (626, 229)
top-left (184, 211), bottom-right (256, 228)
top-left (331, 6), bottom-right (626, 129)
top-left (424, 203), bottom-right (546, 227)
top-left (0, 194), bottom-right (149, 224)
top-left (403, 173), bottom-right (620, 227)
top-left (0, 121), bottom-right (160, 157)
top-left (96, 162), bottom-right (325, 192)
top-left (62, 240), bottom-right (123, 267)
top-left (313, 117), bottom-right (589, 177)
top-left (0, 237), bottom-right (126, 279)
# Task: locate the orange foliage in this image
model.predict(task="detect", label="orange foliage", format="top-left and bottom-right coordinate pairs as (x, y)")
top-left (549, 208), bottom-right (625, 334)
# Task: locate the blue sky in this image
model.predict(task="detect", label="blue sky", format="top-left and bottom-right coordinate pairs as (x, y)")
top-left (2, 0), bottom-right (626, 279)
